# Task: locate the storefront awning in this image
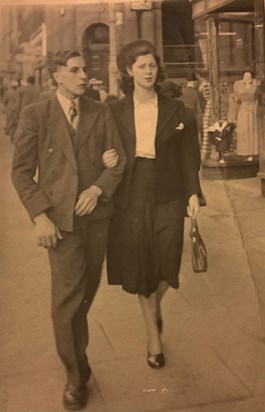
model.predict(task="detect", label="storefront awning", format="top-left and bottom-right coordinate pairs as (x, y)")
top-left (191, 0), bottom-right (254, 18)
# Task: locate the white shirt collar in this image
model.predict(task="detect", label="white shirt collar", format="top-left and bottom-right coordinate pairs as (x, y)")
top-left (133, 93), bottom-right (158, 108)
top-left (56, 90), bottom-right (80, 114)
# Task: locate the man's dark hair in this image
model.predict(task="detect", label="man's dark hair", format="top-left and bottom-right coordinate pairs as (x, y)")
top-left (47, 50), bottom-right (82, 84)
top-left (27, 75), bottom-right (35, 85)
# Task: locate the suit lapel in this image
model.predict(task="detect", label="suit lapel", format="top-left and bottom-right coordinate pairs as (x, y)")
top-left (46, 97), bottom-right (77, 170)
top-left (120, 95), bottom-right (136, 140)
top-left (155, 94), bottom-right (184, 145)
top-left (116, 94), bottom-right (184, 156)
top-left (118, 96), bottom-right (136, 158)
top-left (74, 96), bottom-right (100, 153)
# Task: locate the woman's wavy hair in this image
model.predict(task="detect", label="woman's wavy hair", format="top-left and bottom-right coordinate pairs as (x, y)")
top-left (118, 45), bottom-right (165, 95)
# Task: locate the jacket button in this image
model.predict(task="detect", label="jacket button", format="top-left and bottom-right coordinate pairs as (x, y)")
top-left (49, 190), bottom-right (53, 196)
top-left (48, 148), bottom-right (54, 153)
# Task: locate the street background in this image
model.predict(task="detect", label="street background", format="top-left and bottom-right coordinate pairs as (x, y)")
top-left (1, 105), bottom-right (265, 412)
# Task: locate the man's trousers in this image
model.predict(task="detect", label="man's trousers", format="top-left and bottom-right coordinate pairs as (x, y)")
top-left (48, 217), bottom-right (109, 386)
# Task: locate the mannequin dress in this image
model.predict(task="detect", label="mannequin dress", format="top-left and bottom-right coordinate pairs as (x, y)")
top-left (233, 73), bottom-right (259, 157)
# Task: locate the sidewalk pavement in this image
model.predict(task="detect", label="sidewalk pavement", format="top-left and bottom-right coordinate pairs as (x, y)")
top-left (1, 113), bottom-right (265, 412)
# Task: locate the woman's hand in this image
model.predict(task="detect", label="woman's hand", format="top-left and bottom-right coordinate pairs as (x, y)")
top-left (187, 194), bottom-right (200, 218)
top-left (75, 185), bottom-right (102, 216)
top-left (102, 149), bottom-right (119, 169)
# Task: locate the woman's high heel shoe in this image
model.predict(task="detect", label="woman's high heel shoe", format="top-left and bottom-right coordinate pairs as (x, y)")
top-left (147, 351), bottom-right (166, 369)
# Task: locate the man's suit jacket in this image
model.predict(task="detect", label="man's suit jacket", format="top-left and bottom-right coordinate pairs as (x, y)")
top-left (12, 95), bottom-right (126, 232)
top-left (181, 86), bottom-right (198, 116)
top-left (108, 94), bottom-right (201, 209)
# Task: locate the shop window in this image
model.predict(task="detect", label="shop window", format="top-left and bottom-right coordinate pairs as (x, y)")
top-left (218, 19), bottom-right (254, 73)
top-left (162, 0), bottom-right (201, 78)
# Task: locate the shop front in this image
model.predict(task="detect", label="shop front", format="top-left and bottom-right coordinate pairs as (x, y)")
top-left (191, 0), bottom-right (265, 189)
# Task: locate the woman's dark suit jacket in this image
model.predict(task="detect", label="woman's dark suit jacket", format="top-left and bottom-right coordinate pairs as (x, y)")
top-left (109, 93), bottom-right (201, 208)
top-left (107, 93), bottom-right (202, 291)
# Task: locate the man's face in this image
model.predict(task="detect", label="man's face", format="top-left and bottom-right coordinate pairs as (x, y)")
top-left (54, 56), bottom-right (87, 99)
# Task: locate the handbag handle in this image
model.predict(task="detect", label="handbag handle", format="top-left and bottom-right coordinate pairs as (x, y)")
top-left (189, 216), bottom-right (198, 239)
top-left (190, 216), bottom-right (208, 273)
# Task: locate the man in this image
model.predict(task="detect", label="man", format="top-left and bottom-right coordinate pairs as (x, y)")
top-left (18, 75), bottom-right (40, 111)
top-left (181, 78), bottom-right (206, 146)
top-left (39, 78), bottom-right (57, 101)
top-left (160, 79), bottom-right (182, 100)
top-left (3, 80), bottom-right (19, 141)
top-left (181, 78), bottom-right (199, 115)
top-left (12, 50), bottom-right (126, 410)
top-left (84, 78), bottom-right (100, 101)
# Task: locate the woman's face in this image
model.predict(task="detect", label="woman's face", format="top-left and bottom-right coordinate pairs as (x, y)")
top-left (127, 53), bottom-right (158, 91)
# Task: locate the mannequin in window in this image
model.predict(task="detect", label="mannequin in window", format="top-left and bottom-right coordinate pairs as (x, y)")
top-left (233, 72), bottom-right (260, 161)
top-left (257, 80), bottom-right (265, 157)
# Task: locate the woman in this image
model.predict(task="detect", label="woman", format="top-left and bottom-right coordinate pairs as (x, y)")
top-left (106, 40), bottom-right (201, 368)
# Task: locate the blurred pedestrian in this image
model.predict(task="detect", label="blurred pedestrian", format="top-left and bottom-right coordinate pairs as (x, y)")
top-left (12, 49), bottom-right (126, 411)
top-left (105, 40), bottom-right (201, 369)
top-left (84, 78), bottom-right (100, 101)
top-left (98, 84), bottom-right (108, 102)
top-left (160, 79), bottom-right (182, 99)
top-left (105, 94), bottom-right (119, 103)
top-left (19, 75), bottom-right (40, 111)
top-left (17, 79), bottom-right (27, 108)
top-left (181, 78), bottom-right (199, 115)
top-left (3, 80), bottom-right (19, 141)
top-left (39, 78), bottom-right (57, 101)
top-left (181, 78), bottom-right (205, 145)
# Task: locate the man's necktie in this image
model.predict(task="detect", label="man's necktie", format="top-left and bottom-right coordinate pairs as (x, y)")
top-left (69, 100), bottom-right (78, 129)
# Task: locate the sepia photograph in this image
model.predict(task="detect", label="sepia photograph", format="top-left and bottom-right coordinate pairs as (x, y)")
top-left (0, 0), bottom-right (265, 411)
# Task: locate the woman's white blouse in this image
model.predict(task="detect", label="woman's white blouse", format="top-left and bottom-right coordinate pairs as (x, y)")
top-left (133, 94), bottom-right (158, 159)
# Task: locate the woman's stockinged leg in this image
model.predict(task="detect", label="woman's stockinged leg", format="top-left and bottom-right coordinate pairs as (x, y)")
top-left (156, 280), bottom-right (169, 321)
top-left (138, 292), bottom-right (162, 355)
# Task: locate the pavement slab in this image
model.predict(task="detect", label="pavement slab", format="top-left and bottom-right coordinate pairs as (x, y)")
top-left (91, 352), bottom-right (249, 412)
top-left (161, 394), bottom-right (265, 412)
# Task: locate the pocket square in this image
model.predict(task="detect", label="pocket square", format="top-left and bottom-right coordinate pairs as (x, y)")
top-left (176, 122), bottom-right (184, 130)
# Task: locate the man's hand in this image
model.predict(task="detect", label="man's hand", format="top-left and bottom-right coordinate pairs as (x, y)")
top-left (187, 194), bottom-right (200, 218)
top-left (75, 185), bottom-right (102, 216)
top-left (34, 213), bottom-right (63, 248)
top-left (102, 149), bottom-right (119, 169)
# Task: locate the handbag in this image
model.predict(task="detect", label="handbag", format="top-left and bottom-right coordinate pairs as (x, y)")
top-left (190, 217), bottom-right (207, 273)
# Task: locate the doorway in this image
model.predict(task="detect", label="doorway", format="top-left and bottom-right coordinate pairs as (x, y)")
top-left (82, 23), bottom-right (110, 89)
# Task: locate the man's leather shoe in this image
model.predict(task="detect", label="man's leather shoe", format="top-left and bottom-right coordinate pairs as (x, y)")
top-left (81, 364), bottom-right (92, 385)
top-left (63, 382), bottom-right (88, 411)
